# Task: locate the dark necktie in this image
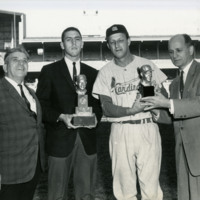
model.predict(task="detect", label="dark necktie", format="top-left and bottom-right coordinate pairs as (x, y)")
top-left (18, 84), bottom-right (31, 111)
top-left (73, 62), bottom-right (77, 83)
top-left (180, 70), bottom-right (184, 98)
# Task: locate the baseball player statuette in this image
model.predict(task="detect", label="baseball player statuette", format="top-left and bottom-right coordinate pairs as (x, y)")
top-left (72, 74), bottom-right (96, 126)
top-left (138, 64), bottom-right (155, 97)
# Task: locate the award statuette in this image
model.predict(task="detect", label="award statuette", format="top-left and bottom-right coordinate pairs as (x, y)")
top-left (138, 65), bottom-right (155, 97)
top-left (72, 74), bottom-right (96, 126)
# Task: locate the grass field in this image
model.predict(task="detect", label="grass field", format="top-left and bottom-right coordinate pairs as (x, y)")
top-left (33, 122), bottom-right (177, 200)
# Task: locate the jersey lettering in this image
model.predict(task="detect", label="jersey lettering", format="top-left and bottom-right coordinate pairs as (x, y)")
top-left (111, 77), bottom-right (140, 95)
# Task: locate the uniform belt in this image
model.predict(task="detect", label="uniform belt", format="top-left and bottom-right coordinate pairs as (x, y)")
top-left (118, 118), bottom-right (153, 124)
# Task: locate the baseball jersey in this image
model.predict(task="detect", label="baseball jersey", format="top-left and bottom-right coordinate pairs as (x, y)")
top-left (92, 55), bottom-right (167, 122)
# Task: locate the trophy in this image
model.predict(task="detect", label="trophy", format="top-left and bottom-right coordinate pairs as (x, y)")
top-left (72, 74), bottom-right (96, 126)
top-left (137, 65), bottom-right (155, 97)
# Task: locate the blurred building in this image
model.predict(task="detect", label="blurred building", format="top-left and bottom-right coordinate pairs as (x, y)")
top-left (0, 10), bottom-right (25, 48)
top-left (0, 10), bottom-right (25, 70)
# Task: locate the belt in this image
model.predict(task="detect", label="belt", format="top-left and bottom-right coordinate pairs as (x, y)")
top-left (117, 118), bottom-right (153, 124)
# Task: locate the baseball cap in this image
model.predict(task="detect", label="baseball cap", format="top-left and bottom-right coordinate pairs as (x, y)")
top-left (106, 24), bottom-right (129, 40)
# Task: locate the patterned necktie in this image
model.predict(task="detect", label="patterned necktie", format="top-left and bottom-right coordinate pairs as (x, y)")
top-left (180, 70), bottom-right (184, 98)
top-left (73, 62), bottom-right (77, 83)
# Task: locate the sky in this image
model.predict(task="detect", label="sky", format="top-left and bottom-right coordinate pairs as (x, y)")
top-left (1, 0), bottom-right (200, 38)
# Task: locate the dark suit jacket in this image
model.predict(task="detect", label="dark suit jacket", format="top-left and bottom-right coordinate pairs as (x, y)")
top-left (36, 59), bottom-right (102, 157)
top-left (0, 77), bottom-right (46, 184)
top-left (158, 60), bottom-right (200, 176)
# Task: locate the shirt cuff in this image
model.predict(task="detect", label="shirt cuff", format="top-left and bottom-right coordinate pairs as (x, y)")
top-left (169, 99), bottom-right (174, 114)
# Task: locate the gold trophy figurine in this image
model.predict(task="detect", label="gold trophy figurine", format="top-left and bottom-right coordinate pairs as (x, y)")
top-left (72, 74), bottom-right (96, 126)
top-left (138, 65), bottom-right (155, 97)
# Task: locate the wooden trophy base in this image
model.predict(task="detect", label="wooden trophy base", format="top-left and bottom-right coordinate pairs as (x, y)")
top-left (72, 114), bottom-right (96, 126)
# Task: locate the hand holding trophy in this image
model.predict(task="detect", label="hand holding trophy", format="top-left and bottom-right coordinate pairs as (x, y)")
top-left (72, 74), bottom-right (96, 127)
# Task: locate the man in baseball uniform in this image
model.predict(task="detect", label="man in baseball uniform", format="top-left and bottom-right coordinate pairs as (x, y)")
top-left (92, 24), bottom-right (167, 200)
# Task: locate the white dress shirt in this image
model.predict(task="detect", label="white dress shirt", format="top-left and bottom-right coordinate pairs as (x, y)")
top-left (64, 56), bottom-right (80, 79)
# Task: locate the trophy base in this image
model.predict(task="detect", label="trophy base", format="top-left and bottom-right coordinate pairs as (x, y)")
top-left (72, 114), bottom-right (96, 126)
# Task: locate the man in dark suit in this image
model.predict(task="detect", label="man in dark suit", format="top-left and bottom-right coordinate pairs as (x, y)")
top-left (141, 34), bottom-right (200, 200)
top-left (36, 27), bottom-right (102, 200)
top-left (0, 47), bottom-right (46, 200)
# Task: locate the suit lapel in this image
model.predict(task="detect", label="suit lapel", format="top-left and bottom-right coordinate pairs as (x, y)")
top-left (183, 60), bottom-right (197, 97)
top-left (171, 61), bottom-right (197, 99)
top-left (2, 78), bottom-right (29, 110)
top-left (171, 77), bottom-right (179, 99)
top-left (59, 59), bottom-right (76, 90)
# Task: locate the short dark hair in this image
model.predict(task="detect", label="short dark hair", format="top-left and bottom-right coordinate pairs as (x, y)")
top-left (61, 27), bottom-right (82, 42)
top-left (4, 46), bottom-right (29, 62)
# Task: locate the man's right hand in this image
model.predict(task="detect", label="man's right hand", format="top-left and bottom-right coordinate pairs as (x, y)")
top-left (127, 99), bottom-right (146, 115)
top-left (58, 114), bottom-right (81, 129)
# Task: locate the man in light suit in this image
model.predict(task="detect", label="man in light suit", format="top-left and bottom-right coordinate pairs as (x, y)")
top-left (0, 47), bottom-right (46, 200)
top-left (141, 34), bottom-right (200, 200)
top-left (36, 27), bottom-right (102, 200)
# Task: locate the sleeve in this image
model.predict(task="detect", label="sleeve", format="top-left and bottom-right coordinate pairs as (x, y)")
top-left (151, 63), bottom-right (168, 86)
top-left (92, 69), bottom-right (111, 99)
top-left (100, 95), bottom-right (129, 117)
top-left (173, 97), bottom-right (200, 119)
top-left (88, 70), bottom-right (103, 123)
top-left (36, 66), bottom-right (61, 123)
top-left (169, 99), bottom-right (174, 114)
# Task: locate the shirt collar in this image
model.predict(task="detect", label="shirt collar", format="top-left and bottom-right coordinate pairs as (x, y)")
top-left (64, 56), bottom-right (80, 76)
top-left (64, 56), bottom-right (80, 67)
